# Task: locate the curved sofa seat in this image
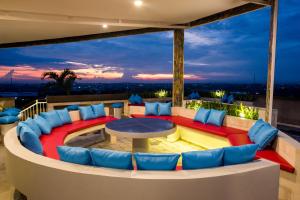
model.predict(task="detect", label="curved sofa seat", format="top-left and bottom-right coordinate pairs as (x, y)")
top-left (4, 128), bottom-right (280, 200)
top-left (131, 114), bottom-right (295, 173)
top-left (40, 116), bottom-right (116, 159)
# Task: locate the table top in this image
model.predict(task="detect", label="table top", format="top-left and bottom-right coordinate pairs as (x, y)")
top-left (105, 118), bottom-right (176, 139)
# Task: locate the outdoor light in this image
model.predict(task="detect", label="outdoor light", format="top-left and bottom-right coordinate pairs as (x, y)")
top-left (134, 0), bottom-right (143, 7)
top-left (102, 24), bottom-right (108, 29)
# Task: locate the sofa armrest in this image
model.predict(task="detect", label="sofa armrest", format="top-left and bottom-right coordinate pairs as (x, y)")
top-left (275, 131), bottom-right (300, 170)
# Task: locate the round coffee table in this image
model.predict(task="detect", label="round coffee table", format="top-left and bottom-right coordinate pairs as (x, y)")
top-left (105, 118), bottom-right (177, 152)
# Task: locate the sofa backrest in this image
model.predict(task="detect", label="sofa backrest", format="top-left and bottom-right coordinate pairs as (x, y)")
top-left (129, 106), bottom-right (255, 131)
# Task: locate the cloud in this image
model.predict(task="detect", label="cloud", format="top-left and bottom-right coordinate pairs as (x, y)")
top-left (132, 73), bottom-right (204, 80)
top-left (185, 60), bottom-right (209, 67)
top-left (0, 62), bottom-right (124, 82)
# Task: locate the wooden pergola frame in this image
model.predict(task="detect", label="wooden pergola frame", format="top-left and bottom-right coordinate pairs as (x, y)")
top-left (0, 0), bottom-right (278, 123)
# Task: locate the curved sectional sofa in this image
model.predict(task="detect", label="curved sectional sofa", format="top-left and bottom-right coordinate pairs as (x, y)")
top-left (130, 105), bottom-right (296, 173)
top-left (4, 106), bottom-right (285, 200)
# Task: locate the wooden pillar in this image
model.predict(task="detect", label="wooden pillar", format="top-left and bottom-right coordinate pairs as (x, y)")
top-left (265, 0), bottom-right (278, 123)
top-left (173, 29), bottom-right (184, 107)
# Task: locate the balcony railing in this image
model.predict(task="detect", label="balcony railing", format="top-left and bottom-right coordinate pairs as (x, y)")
top-left (19, 99), bottom-right (47, 121)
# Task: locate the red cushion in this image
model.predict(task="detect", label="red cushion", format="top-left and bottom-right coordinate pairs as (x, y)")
top-left (40, 116), bottom-right (116, 160)
top-left (228, 134), bottom-right (253, 146)
top-left (256, 150), bottom-right (295, 173)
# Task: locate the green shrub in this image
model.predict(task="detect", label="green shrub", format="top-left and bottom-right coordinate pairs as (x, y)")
top-left (186, 100), bottom-right (258, 120)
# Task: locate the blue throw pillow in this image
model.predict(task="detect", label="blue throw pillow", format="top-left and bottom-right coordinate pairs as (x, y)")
top-left (206, 109), bottom-right (226, 126)
top-left (40, 110), bottom-right (63, 128)
top-left (221, 94), bottom-right (228, 103)
top-left (57, 146), bottom-right (91, 165)
top-left (253, 124), bottom-right (278, 150)
top-left (248, 119), bottom-right (266, 142)
top-left (91, 104), bottom-right (106, 118)
top-left (227, 95), bottom-right (234, 104)
top-left (2, 107), bottom-right (20, 116)
top-left (158, 102), bottom-right (171, 116)
top-left (79, 106), bottom-right (96, 120)
top-left (17, 122), bottom-right (29, 137)
top-left (112, 102), bottom-right (124, 108)
top-left (128, 94), bottom-right (136, 104)
top-left (134, 153), bottom-right (180, 171)
top-left (19, 126), bottom-right (43, 155)
top-left (194, 108), bottom-right (211, 124)
top-left (223, 144), bottom-right (258, 165)
top-left (145, 102), bottom-right (159, 116)
top-left (182, 148), bottom-right (224, 170)
top-left (135, 94), bottom-right (143, 104)
top-left (66, 104), bottom-right (79, 111)
top-left (56, 109), bottom-right (72, 124)
top-left (33, 115), bottom-right (52, 135)
top-left (24, 118), bottom-right (42, 137)
top-left (90, 148), bottom-right (133, 170)
top-left (0, 116), bottom-right (19, 124)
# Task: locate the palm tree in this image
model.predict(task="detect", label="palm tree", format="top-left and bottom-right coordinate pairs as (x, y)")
top-left (41, 69), bottom-right (81, 95)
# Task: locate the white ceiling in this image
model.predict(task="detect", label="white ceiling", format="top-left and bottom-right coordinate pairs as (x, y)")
top-left (0, 0), bottom-right (248, 44)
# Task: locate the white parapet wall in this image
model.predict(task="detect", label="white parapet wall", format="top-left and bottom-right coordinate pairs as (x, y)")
top-left (4, 127), bottom-right (280, 200)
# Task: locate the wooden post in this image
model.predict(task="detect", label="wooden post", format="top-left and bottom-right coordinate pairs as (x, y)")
top-left (265, 0), bottom-right (278, 123)
top-left (173, 29), bottom-right (184, 107)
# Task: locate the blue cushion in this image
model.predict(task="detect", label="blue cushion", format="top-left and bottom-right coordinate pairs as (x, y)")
top-left (135, 95), bottom-right (143, 104)
top-left (182, 148), bottom-right (224, 170)
top-left (253, 124), bottom-right (278, 150)
top-left (91, 104), bottom-right (106, 118)
top-left (4, 107), bottom-right (21, 113)
top-left (206, 109), bottom-right (226, 126)
top-left (66, 104), bottom-right (79, 111)
top-left (0, 116), bottom-right (19, 124)
top-left (194, 108), bottom-right (210, 124)
top-left (221, 94), bottom-right (228, 103)
top-left (158, 102), bottom-right (171, 116)
top-left (24, 118), bottom-right (42, 137)
top-left (79, 106), bottom-right (96, 120)
top-left (56, 109), bottom-right (72, 124)
top-left (3, 108), bottom-right (20, 116)
top-left (128, 94), bottom-right (136, 104)
top-left (188, 92), bottom-right (200, 100)
top-left (17, 122), bottom-right (28, 137)
top-left (112, 103), bottom-right (124, 108)
top-left (57, 146), bottom-right (91, 165)
top-left (19, 126), bottom-right (43, 155)
top-left (40, 111), bottom-right (63, 128)
top-left (223, 144), bottom-right (259, 165)
top-left (145, 102), bottom-right (159, 116)
top-left (90, 148), bottom-right (133, 170)
top-left (227, 95), bottom-right (234, 104)
top-left (248, 119), bottom-right (266, 142)
top-left (33, 115), bottom-right (52, 135)
top-left (134, 153), bottom-right (180, 171)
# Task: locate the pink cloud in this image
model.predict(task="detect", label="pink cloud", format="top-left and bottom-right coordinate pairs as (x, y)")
top-left (0, 64), bottom-right (124, 81)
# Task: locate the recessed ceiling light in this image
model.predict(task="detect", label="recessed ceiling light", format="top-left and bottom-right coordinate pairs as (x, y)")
top-left (102, 24), bottom-right (108, 28)
top-left (134, 0), bottom-right (143, 7)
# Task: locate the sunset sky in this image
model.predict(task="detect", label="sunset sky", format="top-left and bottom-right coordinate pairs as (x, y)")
top-left (0, 0), bottom-right (299, 84)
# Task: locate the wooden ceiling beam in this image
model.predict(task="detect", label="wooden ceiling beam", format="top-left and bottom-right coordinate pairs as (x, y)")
top-left (243, 0), bottom-right (272, 6)
top-left (187, 3), bottom-right (265, 28)
top-left (0, 28), bottom-right (173, 48)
